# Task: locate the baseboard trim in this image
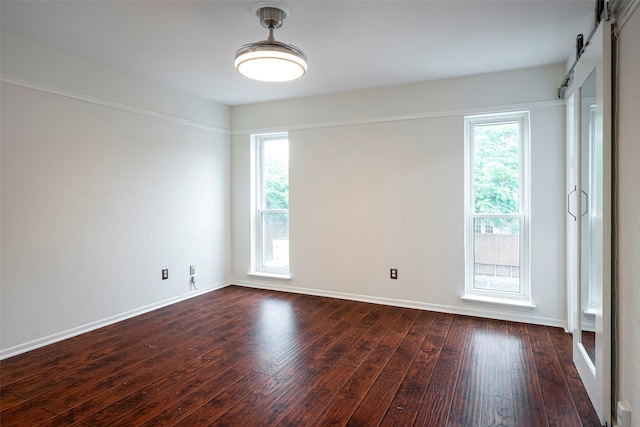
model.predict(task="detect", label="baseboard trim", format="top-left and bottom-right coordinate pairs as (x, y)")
top-left (231, 279), bottom-right (566, 329)
top-left (0, 281), bottom-right (231, 360)
top-left (3, 279), bottom-right (566, 360)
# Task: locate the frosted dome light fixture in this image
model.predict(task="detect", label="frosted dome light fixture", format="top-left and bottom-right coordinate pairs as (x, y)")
top-left (234, 2), bottom-right (307, 82)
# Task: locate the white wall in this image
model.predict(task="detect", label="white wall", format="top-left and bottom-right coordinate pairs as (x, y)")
top-left (1, 33), bottom-right (231, 356)
top-left (616, 3), bottom-right (640, 422)
top-left (231, 65), bottom-right (567, 326)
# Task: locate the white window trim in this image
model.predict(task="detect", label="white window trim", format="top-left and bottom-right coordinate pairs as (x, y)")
top-left (463, 111), bottom-right (531, 304)
top-left (252, 132), bottom-right (290, 277)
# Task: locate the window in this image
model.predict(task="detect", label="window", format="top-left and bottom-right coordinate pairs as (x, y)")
top-left (464, 112), bottom-right (529, 302)
top-left (254, 133), bottom-right (289, 276)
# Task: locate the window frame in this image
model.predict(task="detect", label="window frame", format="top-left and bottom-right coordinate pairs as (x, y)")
top-left (253, 132), bottom-right (290, 277)
top-left (464, 111), bottom-right (531, 303)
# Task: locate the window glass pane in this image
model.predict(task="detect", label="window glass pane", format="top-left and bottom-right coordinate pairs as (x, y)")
top-left (261, 211), bottom-right (289, 269)
top-left (473, 217), bottom-right (520, 293)
top-left (473, 122), bottom-right (520, 214)
top-left (263, 139), bottom-right (289, 210)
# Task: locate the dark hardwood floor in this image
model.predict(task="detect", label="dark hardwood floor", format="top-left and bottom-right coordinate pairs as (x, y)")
top-left (581, 331), bottom-right (596, 364)
top-left (1, 285), bottom-right (601, 426)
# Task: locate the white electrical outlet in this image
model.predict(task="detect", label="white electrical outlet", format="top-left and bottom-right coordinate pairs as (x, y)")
top-left (617, 401), bottom-right (631, 427)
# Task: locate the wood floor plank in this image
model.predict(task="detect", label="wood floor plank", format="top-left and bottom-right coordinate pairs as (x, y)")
top-left (481, 395), bottom-right (517, 427)
top-left (295, 321), bottom-right (353, 361)
top-left (80, 356), bottom-right (221, 426)
top-left (35, 352), bottom-right (204, 426)
top-left (338, 306), bottom-right (403, 368)
top-left (39, 346), bottom-right (175, 414)
top-left (413, 315), bottom-right (470, 426)
top-left (506, 322), bottom-right (548, 427)
top-left (447, 316), bottom-right (488, 426)
top-left (137, 357), bottom-right (269, 426)
top-left (200, 375), bottom-right (296, 426)
top-left (275, 355), bottom-right (336, 386)
top-left (484, 320), bottom-right (511, 397)
top-left (275, 361), bottom-right (359, 427)
top-left (238, 380), bottom-right (313, 427)
top-left (380, 309), bottom-right (434, 378)
top-left (346, 372), bottom-right (403, 427)
top-left (481, 320), bottom-right (516, 426)
top-left (339, 309), bottom-right (416, 399)
top-left (355, 304), bottom-right (391, 328)
top-left (1, 318), bottom-right (146, 385)
top-left (326, 299), bottom-right (360, 318)
top-left (428, 311), bottom-right (455, 337)
top-left (1, 333), bottom-right (134, 389)
top-left (309, 393), bottom-right (361, 427)
top-left (199, 339), bottom-right (253, 364)
top-left (319, 323), bottom-right (371, 364)
top-left (378, 334), bottom-right (445, 426)
top-left (0, 399), bottom-right (57, 426)
top-left (337, 301), bottom-right (377, 325)
top-left (2, 339), bottom-right (151, 400)
top-left (109, 360), bottom-right (234, 425)
top-left (528, 325), bottom-right (582, 426)
top-left (0, 390), bottom-right (26, 411)
top-left (0, 286), bottom-right (600, 426)
top-left (173, 370), bottom-right (273, 426)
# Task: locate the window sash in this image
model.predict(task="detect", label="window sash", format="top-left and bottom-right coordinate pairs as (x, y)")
top-left (470, 117), bottom-right (525, 216)
top-left (257, 210), bottom-right (289, 273)
top-left (469, 214), bottom-right (525, 297)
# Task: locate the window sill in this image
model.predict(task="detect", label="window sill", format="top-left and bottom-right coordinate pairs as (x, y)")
top-left (246, 272), bottom-right (291, 281)
top-left (461, 295), bottom-right (536, 310)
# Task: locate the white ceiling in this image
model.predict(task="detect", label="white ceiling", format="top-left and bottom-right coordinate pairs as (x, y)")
top-left (1, 1), bottom-right (594, 106)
